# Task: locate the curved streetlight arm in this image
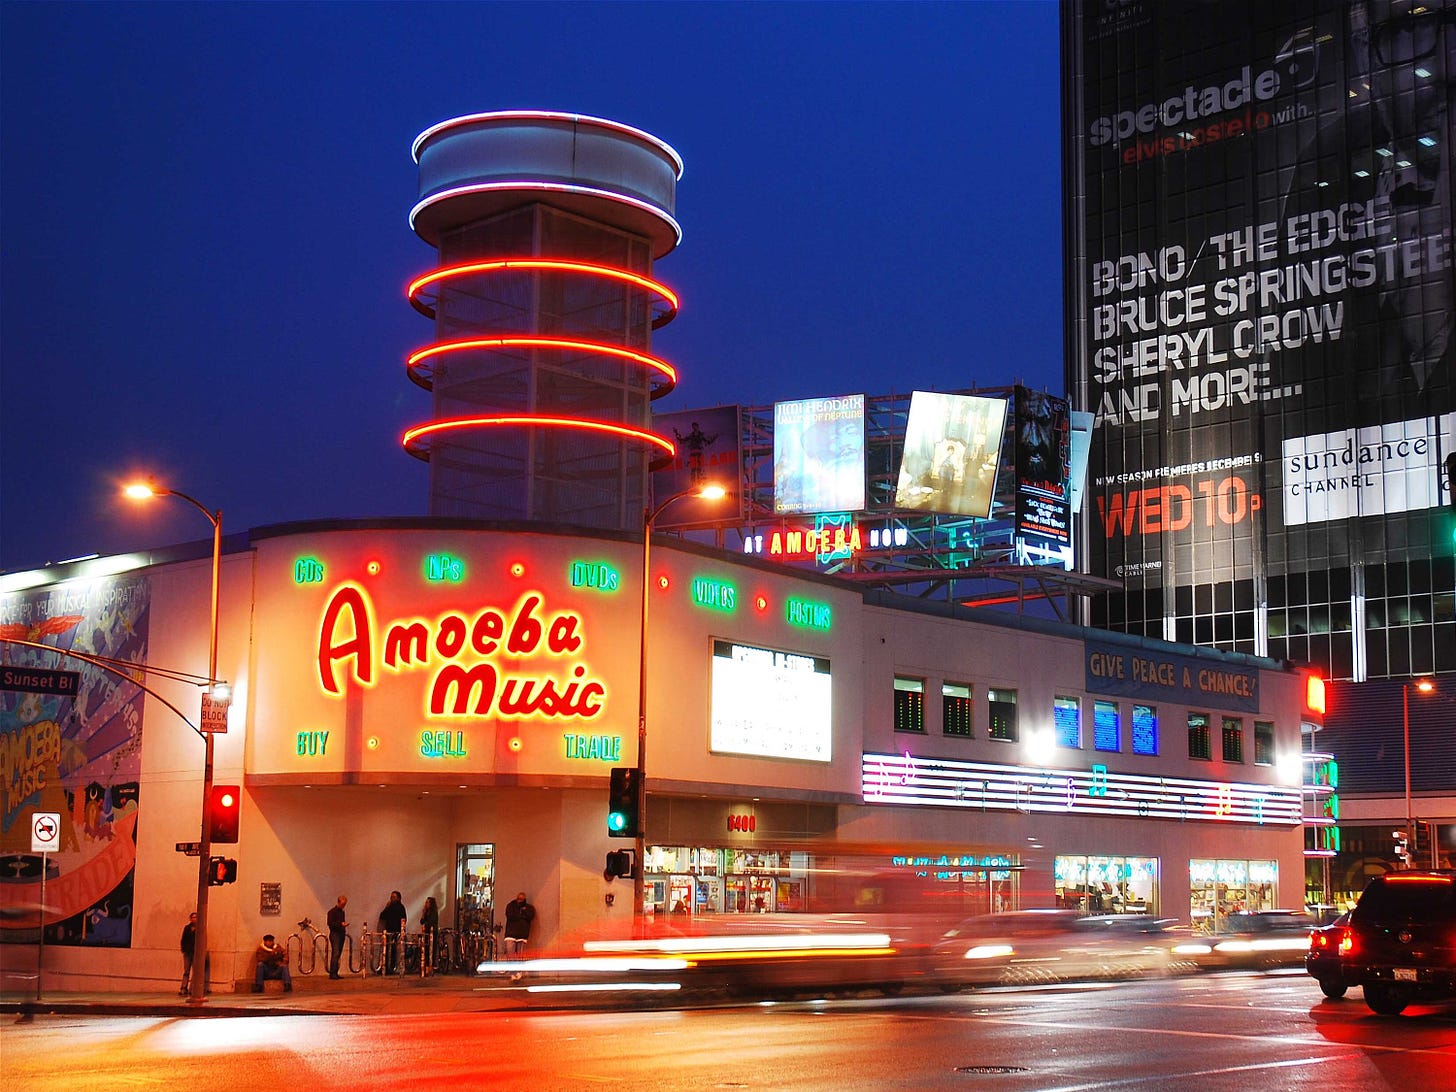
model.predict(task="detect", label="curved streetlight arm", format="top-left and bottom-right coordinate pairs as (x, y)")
top-left (125, 480), bottom-right (224, 1004)
top-left (151, 487), bottom-right (222, 531)
top-left (633, 482), bottom-right (728, 925)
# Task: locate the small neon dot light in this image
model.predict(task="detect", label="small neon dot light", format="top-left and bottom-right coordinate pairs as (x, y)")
top-left (366, 560), bottom-right (382, 576)
top-left (510, 562), bottom-right (526, 578)
top-left (367, 737), bottom-right (380, 750)
top-left (755, 594), bottom-right (769, 613)
top-left (656, 573), bottom-right (670, 591)
top-left (508, 737), bottom-right (523, 753)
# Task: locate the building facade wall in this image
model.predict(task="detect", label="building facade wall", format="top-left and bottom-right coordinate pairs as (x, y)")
top-left (1063, 0), bottom-right (1456, 681)
top-left (1, 522), bottom-right (1313, 991)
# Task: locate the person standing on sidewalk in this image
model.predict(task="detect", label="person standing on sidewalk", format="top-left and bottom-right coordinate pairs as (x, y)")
top-left (378, 890), bottom-right (407, 974)
top-left (420, 896), bottom-right (439, 975)
top-left (179, 911), bottom-right (199, 995)
top-left (326, 895), bottom-right (348, 979)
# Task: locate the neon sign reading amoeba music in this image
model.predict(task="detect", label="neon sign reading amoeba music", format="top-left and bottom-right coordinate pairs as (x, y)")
top-left (315, 583), bottom-right (607, 720)
top-left (861, 752), bottom-right (1301, 826)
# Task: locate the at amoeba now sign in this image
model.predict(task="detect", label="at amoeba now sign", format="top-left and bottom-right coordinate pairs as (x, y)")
top-left (1084, 639), bottom-right (1258, 713)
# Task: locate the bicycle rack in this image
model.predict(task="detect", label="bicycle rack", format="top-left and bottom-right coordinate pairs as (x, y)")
top-left (287, 918), bottom-right (329, 975)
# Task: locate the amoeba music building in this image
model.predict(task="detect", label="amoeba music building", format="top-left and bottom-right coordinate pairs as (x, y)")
top-left (1, 517), bottom-right (1321, 991)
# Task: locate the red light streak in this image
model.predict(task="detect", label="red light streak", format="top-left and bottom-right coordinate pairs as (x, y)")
top-left (407, 260), bottom-right (679, 327)
top-left (402, 414), bottom-right (676, 461)
top-left (406, 336), bottom-right (677, 389)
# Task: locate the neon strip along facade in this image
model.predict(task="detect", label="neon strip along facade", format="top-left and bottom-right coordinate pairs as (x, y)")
top-left (863, 752), bottom-right (1302, 826)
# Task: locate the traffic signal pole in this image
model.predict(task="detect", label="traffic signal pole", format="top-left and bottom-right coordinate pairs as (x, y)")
top-left (190, 508), bottom-right (221, 1004)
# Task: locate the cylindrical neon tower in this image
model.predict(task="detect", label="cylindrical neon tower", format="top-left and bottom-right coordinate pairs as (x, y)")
top-left (404, 111), bottom-right (684, 530)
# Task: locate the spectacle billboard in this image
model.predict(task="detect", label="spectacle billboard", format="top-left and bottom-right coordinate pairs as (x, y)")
top-left (1069, 0), bottom-right (1455, 595)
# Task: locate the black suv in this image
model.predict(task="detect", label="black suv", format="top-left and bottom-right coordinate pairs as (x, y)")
top-left (1340, 870), bottom-right (1456, 1015)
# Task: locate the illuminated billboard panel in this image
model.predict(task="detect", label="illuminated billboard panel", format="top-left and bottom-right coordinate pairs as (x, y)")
top-left (1014, 387), bottom-right (1072, 545)
top-left (0, 573), bottom-right (150, 945)
top-left (651, 405), bottom-right (744, 526)
top-left (893, 391), bottom-right (1007, 518)
top-left (709, 639), bottom-right (831, 761)
top-left (773, 395), bottom-right (866, 514)
top-left (1068, 0), bottom-right (1456, 673)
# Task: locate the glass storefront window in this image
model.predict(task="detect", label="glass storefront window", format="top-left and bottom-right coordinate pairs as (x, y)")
top-left (1054, 854), bottom-right (1158, 915)
top-left (644, 846), bottom-right (1019, 917)
top-left (1189, 858), bottom-right (1278, 933)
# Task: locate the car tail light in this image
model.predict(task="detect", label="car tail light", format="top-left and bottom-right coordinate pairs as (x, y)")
top-left (1337, 930), bottom-right (1353, 956)
top-left (1309, 930), bottom-right (1328, 952)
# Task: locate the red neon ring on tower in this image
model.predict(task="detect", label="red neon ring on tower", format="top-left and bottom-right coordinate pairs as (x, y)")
top-left (401, 413), bottom-right (677, 466)
top-left (407, 259), bottom-right (680, 328)
top-left (405, 336), bottom-right (678, 394)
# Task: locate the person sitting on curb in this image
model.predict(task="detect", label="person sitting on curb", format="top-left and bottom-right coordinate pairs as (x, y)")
top-left (252, 933), bottom-right (293, 992)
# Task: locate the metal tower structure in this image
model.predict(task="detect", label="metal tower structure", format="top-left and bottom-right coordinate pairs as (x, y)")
top-left (403, 111), bottom-right (685, 532)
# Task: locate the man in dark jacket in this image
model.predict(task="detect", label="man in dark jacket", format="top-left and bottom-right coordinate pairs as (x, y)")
top-left (378, 890), bottom-right (408, 974)
top-left (179, 911), bottom-right (198, 995)
top-left (326, 895), bottom-right (348, 979)
top-left (503, 891), bottom-right (535, 958)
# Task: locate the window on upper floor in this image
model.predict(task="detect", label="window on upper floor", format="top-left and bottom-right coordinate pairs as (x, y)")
top-left (1054, 695), bottom-right (1081, 748)
top-left (894, 676), bottom-right (925, 733)
top-left (1188, 712), bottom-right (1212, 760)
top-left (1094, 700), bottom-right (1121, 753)
top-left (1254, 721), bottom-right (1274, 766)
top-left (988, 687), bottom-right (1018, 742)
top-left (943, 683), bottom-right (973, 737)
top-left (1222, 716), bottom-right (1244, 763)
top-left (1132, 704), bottom-right (1158, 756)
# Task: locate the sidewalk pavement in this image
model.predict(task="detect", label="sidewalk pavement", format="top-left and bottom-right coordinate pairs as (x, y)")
top-left (1, 972), bottom-right (531, 1019)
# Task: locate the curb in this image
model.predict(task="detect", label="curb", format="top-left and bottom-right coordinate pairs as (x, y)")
top-left (4, 1000), bottom-right (331, 1019)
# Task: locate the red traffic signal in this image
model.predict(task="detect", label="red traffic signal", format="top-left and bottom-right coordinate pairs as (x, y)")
top-left (208, 856), bottom-right (238, 885)
top-left (209, 784), bottom-right (241, 843)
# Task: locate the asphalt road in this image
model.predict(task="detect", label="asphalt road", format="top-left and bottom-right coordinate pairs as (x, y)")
top-left (4, 971), bottom-right (1454, 1090)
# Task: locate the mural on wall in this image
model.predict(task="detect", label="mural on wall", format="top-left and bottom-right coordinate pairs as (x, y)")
top-left (0, 573), bottom-right (150, 946)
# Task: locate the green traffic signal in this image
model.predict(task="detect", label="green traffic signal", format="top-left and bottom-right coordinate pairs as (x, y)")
top-left (606, 767), bottom-right (639, 838)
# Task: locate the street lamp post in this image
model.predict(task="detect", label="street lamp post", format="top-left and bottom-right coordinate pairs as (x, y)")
top-left (633, 482), bottom-right (726, 925)
top-left (125, 483), bottom-right (223, 1003)
top-left (1402, 677), bottom-right (1434, 871)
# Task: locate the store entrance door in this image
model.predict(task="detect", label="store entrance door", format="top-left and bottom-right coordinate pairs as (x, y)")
top-left (454, 843), bottom-right (496, 967)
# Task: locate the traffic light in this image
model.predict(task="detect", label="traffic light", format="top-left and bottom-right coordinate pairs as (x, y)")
top-left (209, 784), bottom-right (241, 843)
top-left (604, 849), bottom-right (636, 881)
top-left (208, 856), bottom-right (238, 885)
top-left (607, 767), bottom-right (640, 838)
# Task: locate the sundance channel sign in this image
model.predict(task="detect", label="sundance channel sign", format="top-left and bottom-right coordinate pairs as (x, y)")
top-left (1281, 414), bottom-right (1453, 526)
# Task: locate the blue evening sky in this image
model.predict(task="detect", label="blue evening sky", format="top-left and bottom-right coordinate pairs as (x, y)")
top-left (1, 1), bottom-right (1061, 571)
